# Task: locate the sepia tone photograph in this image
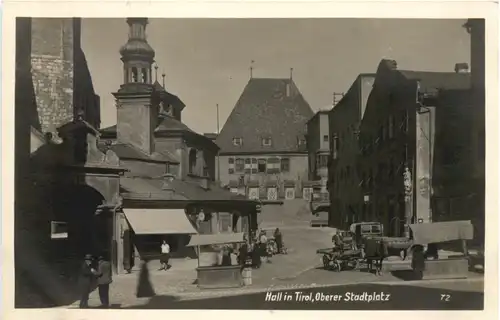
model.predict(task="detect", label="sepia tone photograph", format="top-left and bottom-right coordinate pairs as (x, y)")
top-left (13, 16), bottom-right (487, 311)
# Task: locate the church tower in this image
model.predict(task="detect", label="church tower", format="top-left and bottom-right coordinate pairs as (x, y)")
top-left (113, 18), bottom-right (158, 154)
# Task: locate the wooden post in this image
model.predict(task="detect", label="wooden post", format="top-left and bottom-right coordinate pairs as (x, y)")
top-left (197, 245), bottom-right (201, 267)
top-left (461, 239), bottom-right (469, 257)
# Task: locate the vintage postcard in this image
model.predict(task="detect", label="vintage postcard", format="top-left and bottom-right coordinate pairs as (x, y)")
top-left (1, 1), bottom-right (498, 319)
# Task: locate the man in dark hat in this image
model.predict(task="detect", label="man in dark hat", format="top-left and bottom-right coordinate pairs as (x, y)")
top-left (79, 254), bottom-right (97, 308)
top-left (95, 254), bottom-right (112, 308)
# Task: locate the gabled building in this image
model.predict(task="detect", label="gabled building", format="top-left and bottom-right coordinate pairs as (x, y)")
top-left (358, 59), bottom-right (475, 237)
top-left (327, 74), bottom-right (375, 228)
top-left (216, 76), bottom-right (314, 201)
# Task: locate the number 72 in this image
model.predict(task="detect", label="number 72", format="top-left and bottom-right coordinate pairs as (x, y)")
top-left (441, 294), bottom-right (451, 301)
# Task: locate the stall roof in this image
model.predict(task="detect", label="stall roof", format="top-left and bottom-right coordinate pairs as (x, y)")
top-left (187, 232), bottom-right (246, 247)
top-left (124, 208), bottom-right (198, 235)
top-left (409, 220), bottom-right (473, 245)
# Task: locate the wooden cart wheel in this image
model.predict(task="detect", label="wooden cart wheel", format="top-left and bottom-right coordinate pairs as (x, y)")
top-left (322, 255), bottom-right (329, 269)
top-left (352, 259), bottom-right (360, 270)
top-left (332, 261), bottom-right (341, 272)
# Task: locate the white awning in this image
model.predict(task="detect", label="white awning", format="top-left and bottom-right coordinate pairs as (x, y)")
top-left (187, 232), bottom-right (246, 247)
top-left (124, 209), bottom-right (199, 235)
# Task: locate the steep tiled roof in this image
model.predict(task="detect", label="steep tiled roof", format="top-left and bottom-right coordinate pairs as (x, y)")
top-left (398, 70), bottom-right (471, 92)
top-left (155, 116), bottom-right (194, 133)
top-left (120, 176), bottom-right (248, 201)
top-left (104, 143), bottom-right (179, 163)
top-left (216, 78), bottom-right (314, 154)
top-left (100, 116), bottom-right (195, 136)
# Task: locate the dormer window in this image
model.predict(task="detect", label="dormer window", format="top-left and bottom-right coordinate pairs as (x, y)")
top-left (262, 137), bottom-right (272, 147)
top-left (233, 137), bottom-right (242, 146)
top-left (298, 136), bottom-right (306, 147)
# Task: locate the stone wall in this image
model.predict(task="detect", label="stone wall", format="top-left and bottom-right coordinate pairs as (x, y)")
top-left (31, 18), bottom-right (75, 134)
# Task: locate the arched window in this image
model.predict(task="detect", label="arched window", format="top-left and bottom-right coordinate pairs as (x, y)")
top-left (188, 149), bottom-right (197, 175)
top-left (131, 67), bottom-right (138, 82)
top-left (141, 68), bottom-right (148, 83)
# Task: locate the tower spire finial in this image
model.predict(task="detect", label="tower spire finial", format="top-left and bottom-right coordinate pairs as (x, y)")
top-left (162, 71), bottom-right (166, 87)
top-left (290, 67), bottom-right (294, 80)
top-left (250, 60), bottom-right (255, 79)
top-left (154, 63), bottom-right (159, 82)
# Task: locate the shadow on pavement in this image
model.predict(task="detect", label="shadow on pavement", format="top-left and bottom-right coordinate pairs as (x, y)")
top-left (121, 283), bottom-right (483, 310)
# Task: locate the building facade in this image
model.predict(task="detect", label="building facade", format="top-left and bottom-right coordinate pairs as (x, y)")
top-left (99, 18), bottom-right (260, 273)
top-left (327, 74), bottom-right (375, 228)
top-left (463, 19), bottom-right (485, 246)
top-left (15, 18), bottom-right (121, 307)
top-left (216, 77), bottom-right (315, 201)
top-left (358, 59), bottom-right (474, 236)
top-left (306, 110), bottom-right (330, 194)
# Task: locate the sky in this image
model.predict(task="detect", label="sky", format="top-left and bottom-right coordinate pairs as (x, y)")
top-left (81, 18), bottom-right (470, 134)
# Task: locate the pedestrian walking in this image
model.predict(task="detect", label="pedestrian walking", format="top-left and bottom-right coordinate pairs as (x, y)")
top-left (79, 254), bottom-right (97, 309)
top-left (412, 245), bottom-right (426, 280)
top-left (95, 255), bottom-right (112, 308)
top-left (274, 228), bottom-right (283, 254)
top-left (159, 240), bottom-right (170, 271)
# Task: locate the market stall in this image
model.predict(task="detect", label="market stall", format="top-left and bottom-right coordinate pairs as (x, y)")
top-left (186, 232), bottom-right (246, 289)
top-left (408, 220), bottom-right (474, 279)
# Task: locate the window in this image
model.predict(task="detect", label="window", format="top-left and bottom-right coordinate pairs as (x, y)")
top-left (262, 137), bottom-right (272, 146)
top-left (332, 134), bottom-right (339, 159)
top-left (298, 136), bottom-right (307, 147)
top-left (401, 111), bottom-right (408, 133)
top-left (317, 155), bottom-right (328, 168)
top-left (131, 67), bottom-right (138, 82)
top-left (244, 158), bottom-right (251, 174)
top-left (235, 158), bottom-right (244, 173)
top-left (388, 115), bottom-right (395, 139)
top-left (233, 137), bottom-right (242, 146)
top-left (188, 149), bottom-right (197, 174)
top-left (141, 68), bottom-right (148, 83)
top-left (51, 221), bottom-right (68, 239)
top-left (251, 158), bottom-right (258, 174)
top-left (323, 135), bottom-right (329, 142)
top-left (228, 157), bottom-right (235, 174)
top-left (280, 158), bottom-right (290, 172)
top-left (258, 159), bottom-right (266, 173)
top-left (267, 157), bottom-right (280, 173)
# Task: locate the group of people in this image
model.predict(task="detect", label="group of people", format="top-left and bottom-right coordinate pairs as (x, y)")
top-left (237, 228), bottom-right (285, 269)
top-left (79, 254), bottom-right (113, 309)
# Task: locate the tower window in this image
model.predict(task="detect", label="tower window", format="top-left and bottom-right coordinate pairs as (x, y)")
top-left (131, 67), bottom-right (138, 82)
top-left (141, 68), bottom-right (148, 83)
top-left (233, 137), bottom-right (242, 146)
top-left (262, 138), bottom-right (272, 146)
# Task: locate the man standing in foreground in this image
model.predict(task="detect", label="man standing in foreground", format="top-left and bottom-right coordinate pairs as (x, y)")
top-left (79, 254), bottom-right (96, 308)
top-left (96, 255), bottom-right (113, 308)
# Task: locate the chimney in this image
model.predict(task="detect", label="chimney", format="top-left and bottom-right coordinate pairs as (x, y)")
top-left (454, 63), bottom-right (469, 73)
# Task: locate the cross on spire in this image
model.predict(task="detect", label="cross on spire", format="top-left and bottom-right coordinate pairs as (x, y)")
top-left (250, 60), bottom-right (255, 79)
top-left (154, 63), bottom-right (159, 82)
top-left (162, 71), bottom-right (166, 87)
top-left (290, 67), bottom-right (294, 80)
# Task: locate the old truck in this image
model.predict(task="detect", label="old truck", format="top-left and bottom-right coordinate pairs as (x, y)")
top-left (350, 222), bottom-right (413, 260)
